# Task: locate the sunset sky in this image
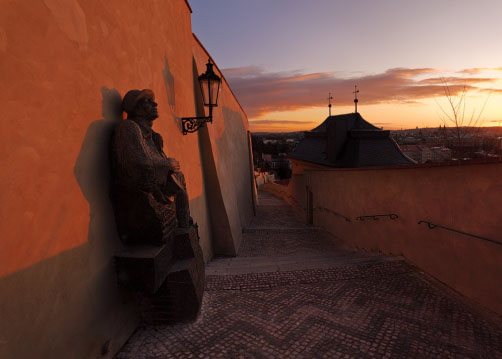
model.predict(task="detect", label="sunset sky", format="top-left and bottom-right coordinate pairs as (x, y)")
top-left (190, 0), bottom-right (502, 132)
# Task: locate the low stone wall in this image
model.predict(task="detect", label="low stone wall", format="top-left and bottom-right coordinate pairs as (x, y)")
top-left (255, 172), bottom-right (276, 187)
top-left (283, 161), bottom-right (502, 316)
top-left (260, 182), bottom-right (290, 202)
top-left (260, 180), bottom-right (305, 222)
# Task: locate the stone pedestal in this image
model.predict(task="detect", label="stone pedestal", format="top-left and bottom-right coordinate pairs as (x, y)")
top-left (173, 228), bottom-right (196, 259)
top-left (115, 239), bottom-right (174, 294)
top-left (141, 226), bottom-right (205, 324)
top-left (115, 226), bottom-right (205, 324)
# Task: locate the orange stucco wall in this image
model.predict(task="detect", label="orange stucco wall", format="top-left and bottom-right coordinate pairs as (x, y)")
top-left (0, 0), bottom-right (205, 277)
top-left (191, 36), bottom-right (254, 255)
top-left (268, 161), bottom-right (502, 315)
top-left (0, 1), bottom-right (254, 357)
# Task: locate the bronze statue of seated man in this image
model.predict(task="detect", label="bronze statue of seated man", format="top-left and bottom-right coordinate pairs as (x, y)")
top-left (110, 89), bottom-right (190, 245)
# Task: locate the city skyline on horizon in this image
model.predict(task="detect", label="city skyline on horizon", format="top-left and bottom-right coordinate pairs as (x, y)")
top-left (189, 0), bottom-right (502, 133)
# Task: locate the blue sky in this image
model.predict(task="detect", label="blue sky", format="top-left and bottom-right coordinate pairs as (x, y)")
top-left (189, 0), bottom-right (502, 131)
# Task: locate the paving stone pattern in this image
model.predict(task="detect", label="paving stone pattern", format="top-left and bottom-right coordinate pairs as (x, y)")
top-left (116, 191), bottom-right (502, 359)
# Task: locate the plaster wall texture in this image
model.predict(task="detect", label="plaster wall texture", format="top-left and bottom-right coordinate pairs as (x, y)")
top-left (0, 0), bottom-right (253, 357)
top-left (276, 161), bottom-right (502, 315)
top-left (191, 38), bottom-right (255, 255)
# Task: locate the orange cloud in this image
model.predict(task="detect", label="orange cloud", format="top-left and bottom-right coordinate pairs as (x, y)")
top-left (223, 67), bottom-right (498, 117)
top-left (249, 119), bottom-right (318, 133)
top-left (480, 88), bottom-right (502, 94)
top-left (418, 77), bottom-right (496, 85)
top-left (249, 119), bottom-right (318, 125)
top-left (458, 67), bottom-right (502, 74)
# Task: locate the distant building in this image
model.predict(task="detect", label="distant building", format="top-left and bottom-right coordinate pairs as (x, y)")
top-left (263, 139), bottom-right (278, 144)
top-left (268, 157), bottom-right (292, 171)
top-left (400, 145), bottom-right (423, 163)
top-left (429, 146), bottom-right (452, 162)
top-left (402, 136), bottom-right (420, 145)
top-left (262, 153), bottom-right (273, 162)
top-left (289, 113), bottom-right (415, 171)
top-left (260, 153), bottom-right (291, 178)
top-left (400, 145), bottom-right (452, 163)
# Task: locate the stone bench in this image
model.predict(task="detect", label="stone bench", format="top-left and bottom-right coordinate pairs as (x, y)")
top-left (115, 226), bottom-right (205, 323)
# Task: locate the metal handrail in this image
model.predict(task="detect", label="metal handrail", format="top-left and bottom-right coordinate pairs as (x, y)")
top-left (314, 206), bottom-right (352, 222)
top-left (356, 214), bottom-right (399, 221)
top-left (418, 220), bottom-right (501, 246)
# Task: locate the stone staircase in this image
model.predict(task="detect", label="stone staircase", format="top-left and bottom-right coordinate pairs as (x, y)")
top-left (207, 191), bottom-right (402, 276)
top-left (116, 190), bottom-right (502, 359)
top-left (206, 252), bottom-right (403, 276)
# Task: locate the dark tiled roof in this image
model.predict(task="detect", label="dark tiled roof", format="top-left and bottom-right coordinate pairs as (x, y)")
top-left (289, 136), bottom-right (330, 165)
top-left (311, 112), bottom-right (379, 132)
top-left (289, 113), bottom-right (415, 168)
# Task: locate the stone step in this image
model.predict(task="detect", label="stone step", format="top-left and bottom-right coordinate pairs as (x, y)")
top-left (206, 254), bottom-right (403, 276)
top-left (243, 227), bottom-right (314, 233)
top-left (244, 227), bottom-right (310, 232)
top-left (207, 254), bottom-right (393, 269)
top-left (256, 198), bottom-right (286, 205)
top-left (208, 251), bottom-right (365, 266)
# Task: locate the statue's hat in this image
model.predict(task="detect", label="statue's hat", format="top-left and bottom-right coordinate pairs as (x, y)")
top-left (122, 89), bottom-right (155, 114)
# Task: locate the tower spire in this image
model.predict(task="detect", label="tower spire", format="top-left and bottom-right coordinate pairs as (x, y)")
top-left (353, 85), bottom-right (359, 113)
top-left (327, 92), bottom-right (333, 116)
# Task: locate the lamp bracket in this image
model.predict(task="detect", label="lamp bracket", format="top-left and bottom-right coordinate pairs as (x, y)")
top-left (181, 116), bottom-right (212, 135)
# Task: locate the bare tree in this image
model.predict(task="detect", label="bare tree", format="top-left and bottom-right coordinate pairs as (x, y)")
top-left (436, 78), bottom-right (491, 157)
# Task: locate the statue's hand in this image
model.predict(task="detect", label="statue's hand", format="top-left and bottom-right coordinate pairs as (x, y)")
top-left (168, 158), bottom-right (181, 173)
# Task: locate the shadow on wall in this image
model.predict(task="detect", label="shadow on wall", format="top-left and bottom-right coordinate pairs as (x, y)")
top-left (162, 55), bottom-right (176, 107)
top-left (218, 107), bottom-right (254, 227)
top-left (0, 87), bottom-right (139, 359)
top-left (162, 55), bottom-right (183, 133)
top-left (0, 241), bottom-right (140, 359)
top-left (73, 86), bottom-right (123, 266)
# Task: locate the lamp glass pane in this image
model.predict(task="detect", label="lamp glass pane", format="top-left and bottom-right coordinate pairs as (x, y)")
top-left (210, 79), bottom-right (220, 106)
top-left (199, 78), bottom-right (210, 106)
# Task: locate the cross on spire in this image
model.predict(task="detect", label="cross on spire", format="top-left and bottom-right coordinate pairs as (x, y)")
top-left (353, 85), bottom-right (359, 113)
top-left (327, 92), bottom-right (333, 116)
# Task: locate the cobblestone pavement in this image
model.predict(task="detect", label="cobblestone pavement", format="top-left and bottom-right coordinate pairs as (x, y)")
top-left (116, 191), bottom-right (502, 359)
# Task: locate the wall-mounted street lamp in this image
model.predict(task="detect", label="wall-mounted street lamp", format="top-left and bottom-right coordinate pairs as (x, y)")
top-left (182, 58), bottom-right (221, 135)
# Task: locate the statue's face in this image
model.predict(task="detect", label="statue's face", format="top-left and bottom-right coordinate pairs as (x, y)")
top-left (136, 98), bottom-right (158, 121)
